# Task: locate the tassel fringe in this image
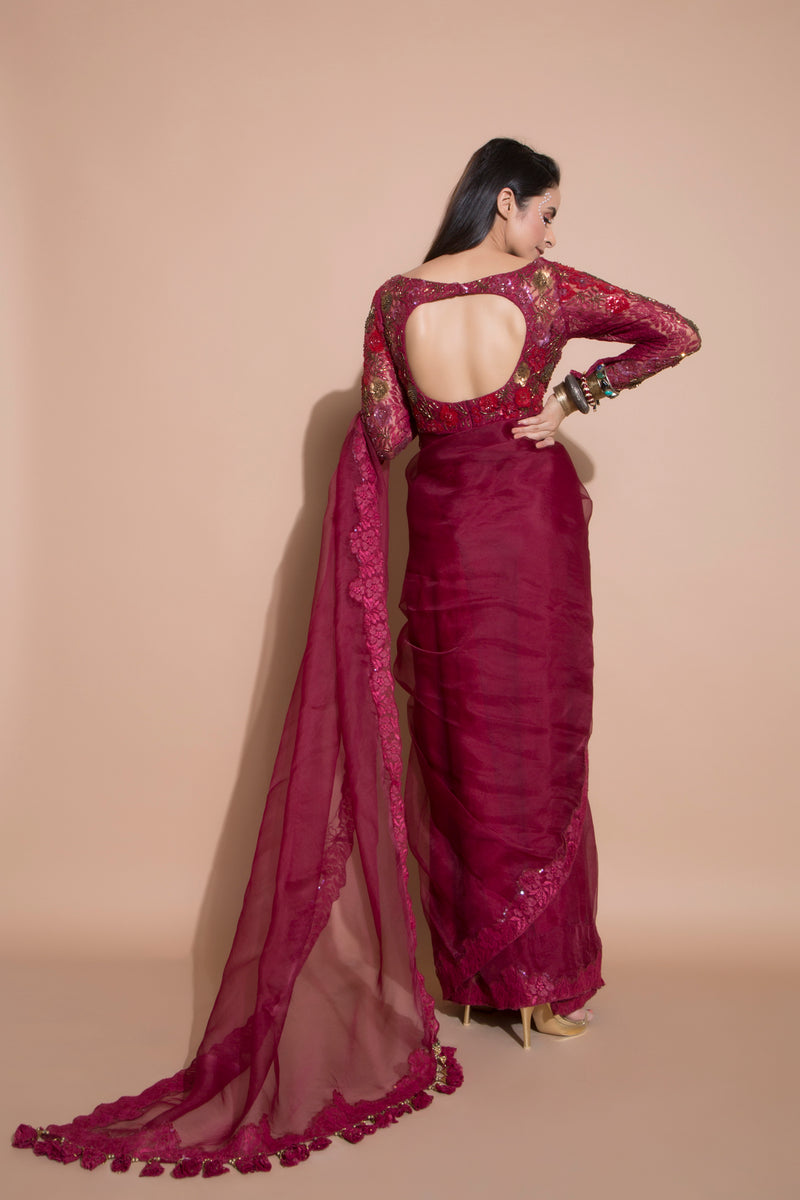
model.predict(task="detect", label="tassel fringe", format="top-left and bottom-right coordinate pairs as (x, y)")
top-left (11, 1042), bottom-right (463, 1178)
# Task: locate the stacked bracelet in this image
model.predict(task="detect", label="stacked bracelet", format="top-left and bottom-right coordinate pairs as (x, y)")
top-left (594, 364), bottom-right (619, 398)
top-left (552, 383), bottom-right (575, 416)
top-left (562, 373), bottom-right (590, 414)
top-left (577, 373), bottom-right (599, 411)
top-left (552, 367), bottom-right (619, 415)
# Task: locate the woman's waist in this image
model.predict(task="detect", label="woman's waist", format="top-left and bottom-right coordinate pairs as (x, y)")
top-left (413, 396), bottom-right (542, 444)
top-left (415, 413), bottom-right (542, 458)
top-left (406, 419), bottom-right (582, 508)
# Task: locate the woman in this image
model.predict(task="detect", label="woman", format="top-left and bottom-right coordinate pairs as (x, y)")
top-left (14, 138), bottom-right (699, 1176)
top-left (361, 137), bottom-right (700, 1045)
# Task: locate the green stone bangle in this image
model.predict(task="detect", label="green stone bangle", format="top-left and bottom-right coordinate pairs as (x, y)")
top-left (595, 364), bottom-right (619, 398)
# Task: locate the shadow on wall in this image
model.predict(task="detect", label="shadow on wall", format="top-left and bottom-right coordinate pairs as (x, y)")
top-left (184, 388), bottom-right (595, 1053)
top-left (186, 383), bottom-right (358, 1050)
top-left (561, 434), bottom-right (594, 488)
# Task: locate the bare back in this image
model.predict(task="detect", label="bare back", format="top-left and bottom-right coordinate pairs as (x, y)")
top-left (401, 251), bottom-right (533, 405)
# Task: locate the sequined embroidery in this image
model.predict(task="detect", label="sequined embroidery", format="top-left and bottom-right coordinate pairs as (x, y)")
top-left (361, 258), bottom-right (700, 460)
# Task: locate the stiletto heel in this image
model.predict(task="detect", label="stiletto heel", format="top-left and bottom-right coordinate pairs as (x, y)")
top-left (520, 1006), bottom-right (533, 1049)
top-left (462, 1004), bottom-right (471, 1026)
top-left (531, 1002), bottom-right (588, 1037)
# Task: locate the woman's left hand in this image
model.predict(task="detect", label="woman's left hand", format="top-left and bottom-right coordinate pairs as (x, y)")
top-left (511, 394), bottom-right (566, 449)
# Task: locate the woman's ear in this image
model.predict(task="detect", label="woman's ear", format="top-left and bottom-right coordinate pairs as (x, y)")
top-left (496, 187), bottom-right (515, 218)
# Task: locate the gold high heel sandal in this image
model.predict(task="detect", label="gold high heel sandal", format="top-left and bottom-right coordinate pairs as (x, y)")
top-left (462, 1003), bottom-right (587, 1049)
top-left (530, 1002), bottom-right (589, 1038)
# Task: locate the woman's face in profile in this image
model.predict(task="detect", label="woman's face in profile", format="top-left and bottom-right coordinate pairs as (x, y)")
top-left (507, 186), bottom-right (560, 259)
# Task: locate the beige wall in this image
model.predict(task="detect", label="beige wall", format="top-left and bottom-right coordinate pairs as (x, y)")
top-left (2, 0), bottom-right (797, 964)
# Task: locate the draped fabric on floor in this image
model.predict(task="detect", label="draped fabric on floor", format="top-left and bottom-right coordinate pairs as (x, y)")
top-left (396, 422), bottom-right (603, 1016)
top-left (14, 416), bottom-right (461, 1178)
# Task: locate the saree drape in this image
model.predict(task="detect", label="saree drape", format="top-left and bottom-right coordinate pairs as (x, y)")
top-left (14, 416), bottom-right (461, 1178)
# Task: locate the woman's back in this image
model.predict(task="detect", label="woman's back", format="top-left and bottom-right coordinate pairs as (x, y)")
top-left (402, 251), bottom-right (534, 405)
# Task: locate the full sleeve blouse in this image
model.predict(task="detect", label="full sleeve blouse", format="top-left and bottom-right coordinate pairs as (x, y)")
top-left (361, 258), bottom-right (701, 461)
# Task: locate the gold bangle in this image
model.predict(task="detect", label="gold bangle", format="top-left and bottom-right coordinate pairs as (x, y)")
top-left (552, 382), bottom-right (575, 416)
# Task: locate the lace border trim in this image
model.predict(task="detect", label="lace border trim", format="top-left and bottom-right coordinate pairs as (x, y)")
top-left (12, 1043), bottom-right (463, 1177)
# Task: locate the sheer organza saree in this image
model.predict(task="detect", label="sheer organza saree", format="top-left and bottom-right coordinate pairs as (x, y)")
top-left (14, 416), bottom-right (461, 1178)
top-left (397, 421), bottom-right (602, 1016)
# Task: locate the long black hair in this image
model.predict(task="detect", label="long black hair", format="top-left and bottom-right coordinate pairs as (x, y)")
top-left (424, 138), bottom-right (560, 262)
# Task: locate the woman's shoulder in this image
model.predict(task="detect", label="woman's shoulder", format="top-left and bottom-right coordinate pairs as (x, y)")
top-left (392, 251), bottom-right (542, 285)
top-left (367, 256), bottom-right (566, 318)
top-left (370, 259), bottom-right (559, 306)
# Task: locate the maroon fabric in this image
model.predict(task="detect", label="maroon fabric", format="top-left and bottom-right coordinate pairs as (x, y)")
top-left (14, 417), bottom-right (462, 1174)
top-left (396, 422), bottom-right (602, 1013)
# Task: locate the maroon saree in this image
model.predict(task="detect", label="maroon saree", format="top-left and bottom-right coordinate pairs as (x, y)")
top-left (361, 256), bottom-right (700, 1017)
top-left (14, 252), bottom-right (700, 1177)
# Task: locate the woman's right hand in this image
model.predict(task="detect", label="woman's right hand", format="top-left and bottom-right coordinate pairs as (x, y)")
top-left (510, 394), bottom-right (567, 449)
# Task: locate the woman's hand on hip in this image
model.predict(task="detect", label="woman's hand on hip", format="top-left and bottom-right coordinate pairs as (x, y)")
top-left (511, 395), bottom-right (566, 449)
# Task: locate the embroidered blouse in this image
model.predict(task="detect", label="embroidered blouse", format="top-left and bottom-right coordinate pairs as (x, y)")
top-left (360, 257), bottom-right (701, 461)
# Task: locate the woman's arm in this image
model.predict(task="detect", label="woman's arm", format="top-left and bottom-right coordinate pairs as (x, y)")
top-left (513, 261), bottom-right (700, 447)
top-left (360, 291), bottom-right (415, 462)
top-left (552, 261), bottom-right (701, 393)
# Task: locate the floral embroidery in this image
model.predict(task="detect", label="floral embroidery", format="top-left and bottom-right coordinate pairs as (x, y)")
top-left (359, 257), bottom-right (699, 459)
top-left (369, 378), bottom-right (389, 400)
top-left (607, 293), bottom-right (630, 314)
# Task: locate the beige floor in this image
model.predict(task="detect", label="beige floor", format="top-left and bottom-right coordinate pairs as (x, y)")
top-left (2, 950), bottom-right (797, 1200)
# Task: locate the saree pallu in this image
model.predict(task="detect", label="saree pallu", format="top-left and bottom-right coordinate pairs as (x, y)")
top-left (13, 417), bottom-right (461, 1177)
top-left (396, 419), bottom-right (603, 1015)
